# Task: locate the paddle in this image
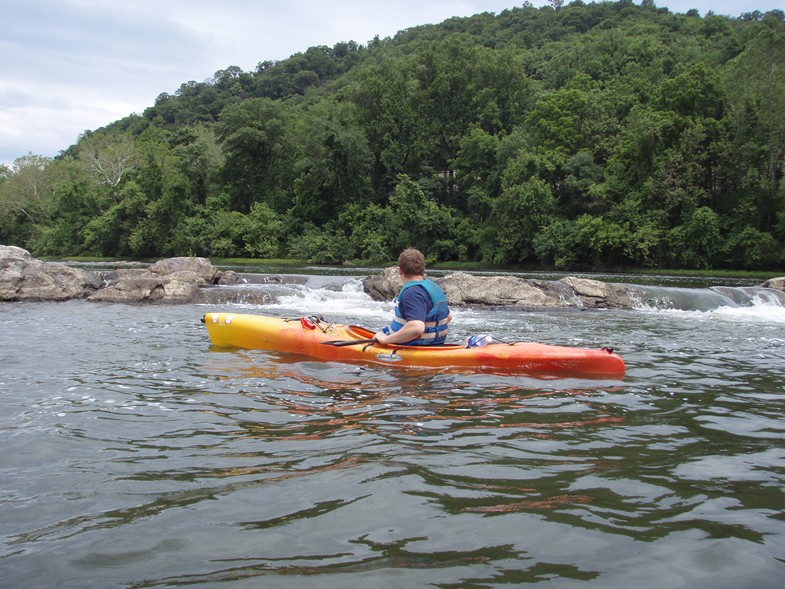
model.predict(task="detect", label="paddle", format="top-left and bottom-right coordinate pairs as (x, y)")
top-left (321, 338), bottom-right (377, 347)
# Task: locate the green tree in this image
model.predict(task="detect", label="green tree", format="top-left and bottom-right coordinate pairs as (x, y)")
top-left (388, 174), bottom-right (459, 259)
top-left (726, 20), bottom-right (785, 232)
top-left (575, 214), bottom-right (628, 267)
top-left (338, 203), bottom-right (396, 263)
top-left (217, 98), bottom-right (294, 212)
top-left (290, 99), bottom-right (373, 225)
top-left (533, 218), bottom-right (578, 268)
top-left (172, 124), bottom-right (224, 207)
top-left (658, 63), bottom-right (725, 120)
top-left (527, 87), bottom-right (590, 155)
top-left (208, 209), bottom-right (251, 257)
top-left (452, 127), bottom-right (501, 207)
top-left (32, 158), bottom-right (97, 255)
top-left (126, 133), bottom-right (192, 256)
top-left (289, 222), bottom-right (354, 264)
top-left (670, 206), bottom-right (723, 269)
top-left (244, 201), bottom-right (284, 258)
top-left (561, 149), bottom-right (605, 217)
top-left (348, 56), bottom-right (431, 195)
top-left (82, 180), bottom-right (148, 256)
top-left (490, 163), bottom-right (556, 264)
top-left (725, 226), bottom-right (779, 269)
top-left (0, 155), bottom-right (56, 248)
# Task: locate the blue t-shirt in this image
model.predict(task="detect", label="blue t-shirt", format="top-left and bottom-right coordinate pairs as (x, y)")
top-left (398, 284), bottom-right (431, 322)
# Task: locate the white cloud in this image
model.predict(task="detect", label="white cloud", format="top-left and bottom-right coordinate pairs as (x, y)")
top-left (1, 0), bottom-right (782, 167)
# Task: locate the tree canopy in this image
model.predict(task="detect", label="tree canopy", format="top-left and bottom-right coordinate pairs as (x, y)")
top-left (2, 1), bottom-right (784, 270)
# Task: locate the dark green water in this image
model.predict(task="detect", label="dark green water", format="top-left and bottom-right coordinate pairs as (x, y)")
top-left (1, 276), bottom-right (784, 588)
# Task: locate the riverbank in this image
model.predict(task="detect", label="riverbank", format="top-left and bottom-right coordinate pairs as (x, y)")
top-left (46, 254), bottom-right (780, 283)
top-left (5, 246), bottom-right (784, 307)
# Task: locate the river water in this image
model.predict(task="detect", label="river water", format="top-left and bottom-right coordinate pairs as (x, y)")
top-left (2, 270), bottom-right (784, 588)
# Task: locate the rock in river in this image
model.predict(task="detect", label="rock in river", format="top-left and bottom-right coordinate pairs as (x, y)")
top-left (361, 267), bottom-right (636, 310)
top-left (0, 245), bottom-right (102, 301)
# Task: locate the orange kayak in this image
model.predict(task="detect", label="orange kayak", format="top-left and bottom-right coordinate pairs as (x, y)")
top-left (202, 312), bottom-right (625, 377)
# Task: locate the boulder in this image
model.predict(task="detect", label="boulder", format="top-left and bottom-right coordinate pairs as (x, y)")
top-left (217, 270), bottom-right (241, 285)
top-left (89, 257), bottom-right (220, 303)
top-left (362, 267), bottom-right (637, 310)
top-left (0, 247), bottom-right (242, 304)
top-left (438, 272), bottom-right (565, 308)
top-left (762, 277), bottom-right (785, 291)
top-left (148, 257), bottom-right (220, 284)
top-left (559, 276), bottom-right (634, 309)
top-left (0, 245), bottom-right (101, 301)
top-left (362, 266), bottom-right (403, 301)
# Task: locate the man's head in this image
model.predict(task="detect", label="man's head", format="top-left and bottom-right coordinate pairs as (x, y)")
top-left (398, 248), bottom-right (425, 278)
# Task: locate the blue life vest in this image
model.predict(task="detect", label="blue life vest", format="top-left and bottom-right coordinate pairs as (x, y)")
top-left (385, 279), bottom-right (450, 345)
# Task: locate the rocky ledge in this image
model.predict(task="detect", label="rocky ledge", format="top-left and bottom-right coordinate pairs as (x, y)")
top-left (362, 266), bottom-right (637, 309)
top-left (0, 245), bottom-right (238, 303)
top-left (363, 266), bottom-right (785, 310)
top-left (2, 245), bottom-right (784, 307)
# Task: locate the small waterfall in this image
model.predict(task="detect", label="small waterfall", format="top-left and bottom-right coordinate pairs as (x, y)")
top-left (195, 275), bottom-right (392, 321)
top-left (627, 284), bottom-right (785, 317)
top-left (196, 269), bottom-right (785, 323)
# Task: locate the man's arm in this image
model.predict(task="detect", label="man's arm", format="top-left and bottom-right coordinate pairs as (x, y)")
top-left (374, 320), bottom-right (425, 344)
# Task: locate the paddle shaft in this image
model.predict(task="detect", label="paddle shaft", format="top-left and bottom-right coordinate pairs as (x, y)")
top-left (321, 338), bottom-right (377, 347)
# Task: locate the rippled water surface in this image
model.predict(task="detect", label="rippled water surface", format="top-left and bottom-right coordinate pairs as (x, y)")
top-left (2, 276), bottom-right (784, 588)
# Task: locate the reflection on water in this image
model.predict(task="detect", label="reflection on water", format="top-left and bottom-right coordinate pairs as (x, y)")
top-left (1, 296), bottom-right (784, 588)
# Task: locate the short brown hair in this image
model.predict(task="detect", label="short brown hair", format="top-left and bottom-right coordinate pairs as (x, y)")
top-left (398, 248), bottom-right (425, 277)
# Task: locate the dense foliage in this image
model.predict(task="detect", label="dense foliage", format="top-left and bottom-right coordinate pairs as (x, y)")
top-left (2, 1), bottom-right (784, 270)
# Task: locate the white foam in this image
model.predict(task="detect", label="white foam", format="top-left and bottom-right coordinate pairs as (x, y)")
top-left (263, 278), bottom-right (392, 321)
top-left (712, 300), bottom-right (785, 323)
top-left (227, 275), bottom-right (785, 326)
top-left (653, 299), bottom-right (785, 324)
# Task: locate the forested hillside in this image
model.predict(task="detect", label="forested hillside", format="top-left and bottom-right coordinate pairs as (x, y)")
top-left (1, 1), bottom-right (784, 270)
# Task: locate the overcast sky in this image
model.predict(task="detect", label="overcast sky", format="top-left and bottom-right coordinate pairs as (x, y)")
top-left (1, 0), bottom-right (781, 167)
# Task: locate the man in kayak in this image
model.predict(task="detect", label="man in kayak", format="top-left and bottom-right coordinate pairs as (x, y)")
top-left (373, 248), bottom-right (453, 345)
